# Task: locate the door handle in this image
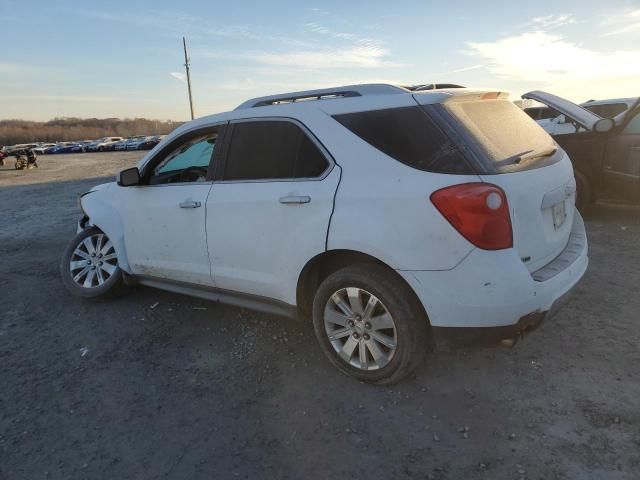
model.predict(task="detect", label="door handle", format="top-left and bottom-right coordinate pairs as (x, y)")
top-left (279, 195), bottom-right (311, 205)
top-left (179, 200), bottom-right (201, 208)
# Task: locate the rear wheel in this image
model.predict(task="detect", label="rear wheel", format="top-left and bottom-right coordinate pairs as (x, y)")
top-left (312, 264), bottom-right (429, 384)
top-left (574, 170), bottom-right (591, 213)
top-left (60, 226), bottom-right (125, 298)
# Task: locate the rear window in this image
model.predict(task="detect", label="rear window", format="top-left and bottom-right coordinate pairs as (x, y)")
top-left (444, 99), bottom-right (559, 173)
top-left (332, 106), bottom-right (473, 174)
top-left (584, 103), bottom-right (627, 119)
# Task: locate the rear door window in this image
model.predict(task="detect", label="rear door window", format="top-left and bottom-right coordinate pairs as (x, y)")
top-left (332, 106), bottom-right (472, 174)
top-left (223, 121), bottom-right (329, 181)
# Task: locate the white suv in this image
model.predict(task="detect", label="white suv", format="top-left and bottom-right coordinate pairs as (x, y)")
top-left (60, 84), bottom-right (588, 384)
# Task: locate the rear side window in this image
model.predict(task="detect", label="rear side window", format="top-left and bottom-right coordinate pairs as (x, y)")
top-left (223, 121), bottom-right (329, 181)
top-left (332, 106), bottom-right (472, 174)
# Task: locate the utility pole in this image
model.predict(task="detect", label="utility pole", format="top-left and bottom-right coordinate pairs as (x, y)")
top-left (182, 36), bottom-right (195, 120)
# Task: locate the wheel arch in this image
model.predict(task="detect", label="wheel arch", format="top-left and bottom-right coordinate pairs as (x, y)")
top-left (81, 192), bottom-right (131, 272)
top-left (296, 249), bottom-right (430, 325)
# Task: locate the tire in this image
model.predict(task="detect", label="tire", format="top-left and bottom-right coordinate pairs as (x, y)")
top-left (574, 170), bottom-right (591, 214)
top-left (98, 146), bottom-right (105, 152)
top-left (312, 264), bottom-right (429, 384)
top-left (60, 226), bottom-right (126, 299)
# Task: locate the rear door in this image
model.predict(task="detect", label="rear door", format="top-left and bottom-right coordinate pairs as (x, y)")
top-left (206, 118), bottom-right (339, 303)
top-left (600, 108), bottom-right (640, 203)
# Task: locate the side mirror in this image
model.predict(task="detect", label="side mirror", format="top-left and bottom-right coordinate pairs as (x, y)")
top-left (117, 167), bottom-right (140, 186)
top-left (594, 117), bottom-right (615, 133)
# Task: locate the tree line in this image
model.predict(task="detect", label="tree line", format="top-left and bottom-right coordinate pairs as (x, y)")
top-left (0, 118), bottom-right (184, 146)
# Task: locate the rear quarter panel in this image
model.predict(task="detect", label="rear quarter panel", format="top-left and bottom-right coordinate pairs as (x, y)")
top-left (308, 110), bottom-right (479, 271)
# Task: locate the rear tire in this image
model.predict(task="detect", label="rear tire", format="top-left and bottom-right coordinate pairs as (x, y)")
top-left (312, 264), bottom-right (429, 384)
top-left (574, 170), bottom-right (591, 214)
top-left (60, 226), bottom-right (126, 299)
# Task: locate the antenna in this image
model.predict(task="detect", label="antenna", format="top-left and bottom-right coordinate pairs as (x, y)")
top-left (182, 36), bottom-right (195, 120)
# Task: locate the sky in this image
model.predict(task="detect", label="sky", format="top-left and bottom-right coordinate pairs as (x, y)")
top-left (1, 0), bottom-right (639, 121)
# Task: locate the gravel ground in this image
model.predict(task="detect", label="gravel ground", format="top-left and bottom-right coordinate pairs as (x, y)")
top-left (1, 152), bottom-right (639, 480)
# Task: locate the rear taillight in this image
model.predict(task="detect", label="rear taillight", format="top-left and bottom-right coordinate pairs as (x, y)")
top-left (430, 183), bottom-right (513, 250)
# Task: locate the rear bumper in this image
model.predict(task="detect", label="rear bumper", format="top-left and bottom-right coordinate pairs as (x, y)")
top-left (399, 211), bottom-right (588, 330)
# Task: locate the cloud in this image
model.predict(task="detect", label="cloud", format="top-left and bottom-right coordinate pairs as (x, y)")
top-left (253, 44), bottom-right (395, 69)
top-left (466, 31), bottom-right (640, 99)
top-left (170, 72), bottom-right (186, 82)
top-left (530, 14), bottom-right (576, 29)
top-left (468, 31), bottom-right (640, 80)
top-left (600, 9), bottom-right (640, 36)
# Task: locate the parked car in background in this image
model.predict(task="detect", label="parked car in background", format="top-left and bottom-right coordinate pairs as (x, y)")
top-left (0, 147), bottom-right (8, 166)
top-left (527, 97), bottom-right (638, 136)
top-left (5, 143), bottom-right (39, 155)
top-left (87, 137), bottom-right (124, 152)
top-left (114, 136), bottom-right (144, 151)
top-left (52, 142), bottom-right (83, 154)
top-left (70, 141), bottom-right (93, 153)
top-left (61, 84), bottom-right (587, 384)
top-left (32, 143), bottom-right (57, 155)
top-left (126, 135), bottom-right (163, 150)
top-left (138, 135), bottom-right (165, 150)
top-left (523, 91), bottom-right (640, 211)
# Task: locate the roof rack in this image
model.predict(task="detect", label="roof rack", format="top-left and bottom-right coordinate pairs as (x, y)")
top-left (234, 83), bottom-right (408, 110)
top-left (403, 83), bottom-right (466, 92)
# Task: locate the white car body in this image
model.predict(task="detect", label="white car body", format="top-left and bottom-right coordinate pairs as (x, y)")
top-left (77, 84), bottom-right (587, 334)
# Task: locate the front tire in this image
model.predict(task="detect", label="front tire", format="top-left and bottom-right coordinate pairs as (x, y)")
top-left (312, 264), bottom-right (429, 384)
top-left (60, 226), bottom-right (125, 298)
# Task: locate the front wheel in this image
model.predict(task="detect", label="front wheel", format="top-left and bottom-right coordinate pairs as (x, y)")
top-left (312, 264), bottom-right (429, 384)
top-left (60, 226), bottom-right (125, 298)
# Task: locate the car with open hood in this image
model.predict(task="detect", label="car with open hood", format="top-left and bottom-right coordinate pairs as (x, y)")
top-left (523, 91), bottom-right (640, 211)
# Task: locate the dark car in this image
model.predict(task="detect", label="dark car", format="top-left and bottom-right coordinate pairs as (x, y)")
top-left (54, 143), bottom-right (82, 154)
top-left (523, 91), bottom-right (640, 211)
top-left (136, 135), bottom-right (164, 150)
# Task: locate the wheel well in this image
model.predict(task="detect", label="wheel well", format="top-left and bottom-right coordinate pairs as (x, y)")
top-left (296, 250), bottom-right (428, 323)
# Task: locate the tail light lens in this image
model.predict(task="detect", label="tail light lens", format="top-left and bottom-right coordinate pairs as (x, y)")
top-left (430, 183), bottom-right (513, 250)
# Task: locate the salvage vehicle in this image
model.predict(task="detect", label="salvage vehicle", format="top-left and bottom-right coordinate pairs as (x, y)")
top-left (523, 91), bottom-right (640, 211)
top-left (87, 137), bottom-right (124, 152)
top-left (31, 143), bottom-right (57, 155)
top-left (529, 97), bottom-right (638, 136)
top-left (61, 84), bottom-right (588, 384)
top-left (0, 147), bottom-right (9, 166)
top-left (136, 135), bottom-right (165, 150)
top-left (115, 136), bottom-right (145, 151)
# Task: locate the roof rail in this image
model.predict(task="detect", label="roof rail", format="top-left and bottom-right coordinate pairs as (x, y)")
top-left (234, 83), bottom-right (408, 110)
top-left (402, 83), bottom-right (466, 91)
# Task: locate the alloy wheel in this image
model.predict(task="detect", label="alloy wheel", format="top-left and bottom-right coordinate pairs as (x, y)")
top-left (324, 287), bottom-right (397, 371)
top-left (69, 233), bottom-right (118, 288)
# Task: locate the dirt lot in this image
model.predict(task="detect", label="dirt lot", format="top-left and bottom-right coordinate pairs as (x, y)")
top-left (1, 152), bottom-right (639, 480)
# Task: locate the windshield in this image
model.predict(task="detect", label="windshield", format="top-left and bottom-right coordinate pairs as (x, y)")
top-left (444, 99), bottom-right (559, 173)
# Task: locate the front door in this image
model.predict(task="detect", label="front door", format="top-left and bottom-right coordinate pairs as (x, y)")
top-left (601, 108), bottom-right (640, 204)
top-left (121, 127), bottom-right (222, 285)
top-left (206, 119), bottom-right (340, 304)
